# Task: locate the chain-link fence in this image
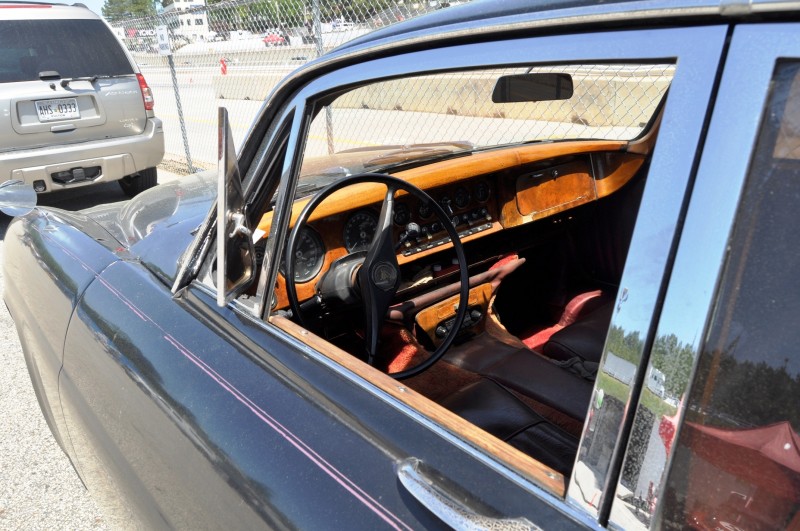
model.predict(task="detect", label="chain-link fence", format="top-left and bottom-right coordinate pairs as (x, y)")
top-left (298, 63), bottom-right (673, 177)
top-left (109, 1), bottom-right (673, 178)
top-left (305, 64), bottom-right (674, 159)
top-left (109, 0), bottom-right (459, 173)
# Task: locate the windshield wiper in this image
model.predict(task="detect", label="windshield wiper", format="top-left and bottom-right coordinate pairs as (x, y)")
top-left (59, 74), bottom-right (118, 88)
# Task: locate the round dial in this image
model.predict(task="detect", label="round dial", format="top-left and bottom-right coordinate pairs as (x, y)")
top-left (393, 202), bottom-right (410, 226)
top-left (344, 210), bottom-right (378, 253)
top-left (454, 186), bottom-right (470, 209)
top-left (418, 200), bottom-right (433, 220)
top-left (475, 181), bottom-right (491, 203)
top-left (281, 227), bottom-right (325, 283)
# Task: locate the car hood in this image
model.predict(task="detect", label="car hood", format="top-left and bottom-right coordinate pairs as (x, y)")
top-left (82, 170), bottom-right (217, 284)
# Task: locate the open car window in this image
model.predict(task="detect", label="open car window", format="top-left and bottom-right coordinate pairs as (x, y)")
top-left (235, 25), bottom-right (730, 519)
top-left (250, 58), bottom-right (675, 493)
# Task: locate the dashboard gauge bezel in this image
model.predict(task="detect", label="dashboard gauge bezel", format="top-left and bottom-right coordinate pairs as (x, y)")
top-left (280, 226), bottom-right (326, 283)
top-left (343, 209), bottom-right (379, 253)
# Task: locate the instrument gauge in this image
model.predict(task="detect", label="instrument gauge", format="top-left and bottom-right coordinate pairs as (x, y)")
top-left (475, 181), bottom-right (491, 203)
top-left (393, 202), bottom-right (410, 226)
top-left (281, 227), bottom-right (325, 283)
top-left (454, 186), bottom-right (470, 209)
top-left (418, 200), bottom-right (433, 220)
top-left (344, 210), bottom-right (378, 253)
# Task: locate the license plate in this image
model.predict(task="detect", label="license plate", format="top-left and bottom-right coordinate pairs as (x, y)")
top-left (35, 98), bottom-right (80, 122)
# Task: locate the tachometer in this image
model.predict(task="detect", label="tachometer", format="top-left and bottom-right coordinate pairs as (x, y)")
top-left (281, 227), bottom-right (325, 283)
top-left (344, 210), bottom-right (378, 253)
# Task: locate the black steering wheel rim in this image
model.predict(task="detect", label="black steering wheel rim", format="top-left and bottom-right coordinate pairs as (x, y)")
top-left (285, 173), bottom-right (469, 380)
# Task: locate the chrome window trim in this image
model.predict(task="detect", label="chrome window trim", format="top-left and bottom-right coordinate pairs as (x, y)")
top-left (172, 102), bottom-right (298, 301)
top-left (608, 23), bottom-right (800, 530)
top-left (565, 25), bottom-right (729, 524)
top-left (251, 25), bottom-right (731, 524)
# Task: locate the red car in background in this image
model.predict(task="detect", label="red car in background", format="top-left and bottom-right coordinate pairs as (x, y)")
top-left (262, 29), bottom-right (287, 46)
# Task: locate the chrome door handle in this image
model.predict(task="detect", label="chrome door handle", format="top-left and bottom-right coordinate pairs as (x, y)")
top-left (397, 458), bottom-right (539, 530)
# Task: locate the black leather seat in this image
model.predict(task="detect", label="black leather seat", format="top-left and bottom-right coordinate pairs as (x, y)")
top-left (440, 378), bottom-right (579, 475)
top-left (542, 300), bottom-right (614, 365)
top-left (439, 294), bottom-right (613, 471)
top-left (484, 349), bottom-right (594, 422)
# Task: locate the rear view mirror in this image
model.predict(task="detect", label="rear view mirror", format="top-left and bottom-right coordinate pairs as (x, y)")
top-left (492, 73), bottom-right (574, 103)
top-left (216, 107), bottom-right (256, 307)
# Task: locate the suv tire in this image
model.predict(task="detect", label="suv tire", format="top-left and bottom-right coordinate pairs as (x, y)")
top-left (119, 167), bottom-right (158, 197)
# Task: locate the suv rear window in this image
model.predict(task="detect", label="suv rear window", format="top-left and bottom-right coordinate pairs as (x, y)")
top-left (0, 19), bottom-right (133, 83)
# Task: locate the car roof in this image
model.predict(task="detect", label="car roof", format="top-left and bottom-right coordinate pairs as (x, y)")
top-left (335, 0), bottom-right (799, 55)
top-left (265, 0), bottom-right (795, 96)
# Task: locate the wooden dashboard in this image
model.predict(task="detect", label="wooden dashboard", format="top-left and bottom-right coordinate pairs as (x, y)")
top-left (257, 139), bottom-right (649, 309)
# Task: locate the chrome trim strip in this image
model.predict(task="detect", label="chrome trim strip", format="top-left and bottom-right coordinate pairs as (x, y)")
top-left (608, 23), bottom-right (800, 530)
top-left (564, 25), bottom-right (730, 524)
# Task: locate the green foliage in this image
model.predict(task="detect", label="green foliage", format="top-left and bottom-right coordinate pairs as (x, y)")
top-left (691, 349), bottom-right (800, 429)
top-left (650, 333), bottom-right (695, 398)
top-left (606, 325), bottom-right (697, 399)
top-left (606, 324), bottom-right (642, 364)
top-left (102, 0), bottom-right (157, 22)
top-left (323, 0), bottom-right (395, 22)
top-left (606, 323), bottom-right (800, 429)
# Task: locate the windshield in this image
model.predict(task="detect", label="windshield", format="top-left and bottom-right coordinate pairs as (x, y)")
top-left (299, 63), bottom-right (674, 182)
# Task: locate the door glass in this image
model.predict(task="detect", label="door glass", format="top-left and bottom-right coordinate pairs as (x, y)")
top-left (661, 61), bottom-right (800, 530)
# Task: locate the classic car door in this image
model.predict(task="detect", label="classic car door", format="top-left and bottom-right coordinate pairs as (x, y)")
top-left (605, 23), bottom-right (800, 529)
top-left (58, 25), bottom-right (727, 529)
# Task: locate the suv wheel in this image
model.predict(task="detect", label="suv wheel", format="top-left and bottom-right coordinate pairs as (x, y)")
top-left (119, 167), bottom-right (158, 197)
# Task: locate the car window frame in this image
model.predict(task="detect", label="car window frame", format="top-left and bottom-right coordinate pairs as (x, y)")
top-left (609, 22), bottom-right (800, 529)
top-left (239, 24), bottom-right (730, 520)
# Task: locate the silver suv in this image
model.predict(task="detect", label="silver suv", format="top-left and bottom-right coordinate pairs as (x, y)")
top-left (0, 2), bottom-right (164, 197)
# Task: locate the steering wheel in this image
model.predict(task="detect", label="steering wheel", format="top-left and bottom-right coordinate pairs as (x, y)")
top-left (285, 173), bottom-right (469, 380)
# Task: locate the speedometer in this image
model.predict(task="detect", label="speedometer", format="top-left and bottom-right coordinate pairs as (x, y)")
top-left (343, 210), bottom-right (378, 253)
top-left (281, 227), bottom-right (325, 283)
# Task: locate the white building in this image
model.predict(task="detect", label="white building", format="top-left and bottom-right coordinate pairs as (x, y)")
top-left (164, 0), bottom-right (211, 42)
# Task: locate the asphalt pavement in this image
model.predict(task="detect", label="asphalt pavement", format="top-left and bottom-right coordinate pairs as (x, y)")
top-left (0, 166), bottom-right (184, 529)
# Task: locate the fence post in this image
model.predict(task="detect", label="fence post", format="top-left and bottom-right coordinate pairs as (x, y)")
top-left (312, 0), bottom-right (334, 154)
top-left (167, 53), bottom-right (195, 173)
top-left (157, 16), bottom-right (195, 174)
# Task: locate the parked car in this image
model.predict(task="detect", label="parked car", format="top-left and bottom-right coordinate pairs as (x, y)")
top-left (262, 28), bottom-right (288, 46)
top-left (4, 0), bottom-right (800, 529)
top-left (0, 2), bottom-right (163, 197)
